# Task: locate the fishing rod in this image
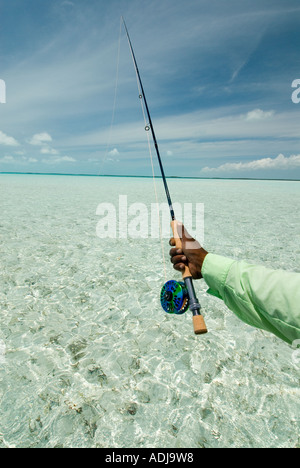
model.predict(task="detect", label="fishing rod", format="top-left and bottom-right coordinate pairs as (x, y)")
top-left (122, 17), bottom-right (207, 335)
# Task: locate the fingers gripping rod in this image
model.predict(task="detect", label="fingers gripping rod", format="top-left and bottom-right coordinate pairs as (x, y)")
top-left (122, 18), bottom-right (207, 335)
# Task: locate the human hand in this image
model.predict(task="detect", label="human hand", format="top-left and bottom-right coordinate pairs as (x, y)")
top-left (169, 223), bottom-right (208, 280)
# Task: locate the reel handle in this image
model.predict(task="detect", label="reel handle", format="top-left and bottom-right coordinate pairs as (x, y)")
top-left (171, 220), bottom-right (208, 335)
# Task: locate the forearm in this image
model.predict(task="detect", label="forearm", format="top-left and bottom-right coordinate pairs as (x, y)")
top-left (202, 253), bottom-right (300, 345)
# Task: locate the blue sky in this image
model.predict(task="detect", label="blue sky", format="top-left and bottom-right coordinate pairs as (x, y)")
top-left (0, 0), bottom-right (300, 179)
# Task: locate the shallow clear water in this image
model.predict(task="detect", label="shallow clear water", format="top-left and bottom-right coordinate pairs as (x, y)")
top-left (0, 174), bottom-right (299, 448)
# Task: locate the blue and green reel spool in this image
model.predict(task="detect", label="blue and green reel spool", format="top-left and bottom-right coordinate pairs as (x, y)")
top-left (160, 280), bottom-right (189, 315)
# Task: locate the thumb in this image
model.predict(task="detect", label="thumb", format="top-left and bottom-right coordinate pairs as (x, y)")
top-left (176, 222), bottom-right (195, 242)
top-left (177, 222), bottom-right (201, 251)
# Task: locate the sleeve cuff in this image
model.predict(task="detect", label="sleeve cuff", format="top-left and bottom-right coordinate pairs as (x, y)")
top-left (201, 253), bottom-right (236, 299)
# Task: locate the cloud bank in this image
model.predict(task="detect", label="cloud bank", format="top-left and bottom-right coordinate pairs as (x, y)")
top-left (202, 154), bottom-right (300, 174)
top-left (0, 130), bottom-right (76, 169)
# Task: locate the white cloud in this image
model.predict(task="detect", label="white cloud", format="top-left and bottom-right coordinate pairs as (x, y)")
top-left (202, 154), bottom-right (300, 173)
top-left (0, 155), bottom-right (38, 164)
top-left (28, 132), bottom-right (52, 146)
top-left (61, 1), bottom-right (75, 6)
top-left (60, 156), bottom-right (76, 162)
top-left (108, 148), bottom-right (120, 157)
top-left (0, 155), bottom-right (15, 163)
top-left (28, 133), bottom-right (60, 159)
top-left (40, 146), bottom-right (59, 155)
top-left (104, 148), bottom-right (120, 163)
top-left (0, 131), bottom-right (20, 147)
top-left (42, 155), bottom-right (76, 164)
top-left (244, 109), bottom-right (275, 121)
top-left (68, 106), bottom-right (295, 151)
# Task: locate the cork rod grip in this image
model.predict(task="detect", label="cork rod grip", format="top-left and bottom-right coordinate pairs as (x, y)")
top-left (171, 220), bottom-right (208, 335)
top-left (193, 315), bottom-right (208, 335)
top-left (171, 221), bottom-right (192, 279)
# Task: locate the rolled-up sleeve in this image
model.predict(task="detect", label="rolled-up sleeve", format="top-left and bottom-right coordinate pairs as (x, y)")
top-left (202, 253), bottom-right (300, 345)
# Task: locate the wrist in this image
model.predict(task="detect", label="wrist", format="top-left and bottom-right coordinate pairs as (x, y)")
top-left (199, 248), bottom-right (208, 274)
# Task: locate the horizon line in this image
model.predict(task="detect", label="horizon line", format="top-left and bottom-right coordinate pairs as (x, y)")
top-left (0, 171), bottom-right (299, 182)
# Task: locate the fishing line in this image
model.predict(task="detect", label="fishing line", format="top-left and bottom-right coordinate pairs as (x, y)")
top-left (102, 18), bottom-right (168, 280)
top-left (126, 21), bottom-right (168, 282)
top-left (139, 89), bottom-right (168, 282)
top-left (102, 17), bottom-right (122, 172)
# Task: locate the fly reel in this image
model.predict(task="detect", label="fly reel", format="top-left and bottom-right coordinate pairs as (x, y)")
top-left (160, 280), bottom-right (189, 315)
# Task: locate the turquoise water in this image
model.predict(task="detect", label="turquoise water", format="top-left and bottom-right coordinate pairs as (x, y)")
top-left (0, 174), bottom-right (299, 448)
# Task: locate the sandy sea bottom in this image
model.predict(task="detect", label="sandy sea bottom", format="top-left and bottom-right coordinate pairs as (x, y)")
top-left (0, 174), bottom-right (299, 448)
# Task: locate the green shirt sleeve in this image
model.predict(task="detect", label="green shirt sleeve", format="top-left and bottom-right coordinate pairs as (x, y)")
top-left (201, 253), bottom-right (300, 345)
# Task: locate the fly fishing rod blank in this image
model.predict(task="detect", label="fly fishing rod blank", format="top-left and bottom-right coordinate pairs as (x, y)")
top-left (122, 17), bottom-right (207, 335)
